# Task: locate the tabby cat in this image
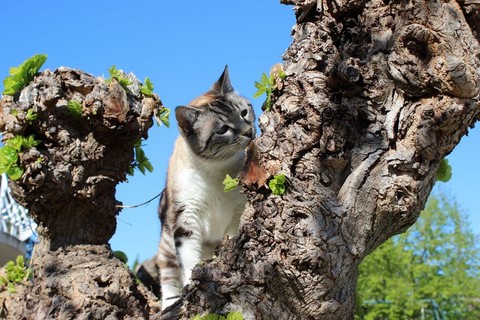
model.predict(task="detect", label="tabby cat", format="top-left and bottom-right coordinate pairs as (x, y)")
top-left (157, 66), bottom-right (255, 309)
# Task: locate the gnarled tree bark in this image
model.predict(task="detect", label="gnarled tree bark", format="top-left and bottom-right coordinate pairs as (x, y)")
top-left (162, 0), bottom-right (480, 319)
top-left (1, 0), bottom-right (479, 319)
top-left (0, 68), bottom-right (163, 319)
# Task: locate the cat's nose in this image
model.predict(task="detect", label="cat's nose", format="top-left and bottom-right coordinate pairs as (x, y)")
top-left (241, 126), bottom-right (255, 139)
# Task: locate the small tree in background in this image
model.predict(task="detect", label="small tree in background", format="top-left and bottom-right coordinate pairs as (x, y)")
top-left (357, 191), bottom-right (480, 319)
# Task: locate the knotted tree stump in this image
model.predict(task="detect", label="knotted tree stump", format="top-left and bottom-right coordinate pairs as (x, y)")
top-left (0, 67), bottom-right (164, 319)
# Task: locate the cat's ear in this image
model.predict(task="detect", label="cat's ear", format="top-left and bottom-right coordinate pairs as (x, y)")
top-left (210, 65), bottom-right (234, 94)
top-left (176, 106), bottom-right (200, 135)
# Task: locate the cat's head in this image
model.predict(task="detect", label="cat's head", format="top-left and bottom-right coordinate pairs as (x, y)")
top-left (176, 66), bottom-right (255, 161)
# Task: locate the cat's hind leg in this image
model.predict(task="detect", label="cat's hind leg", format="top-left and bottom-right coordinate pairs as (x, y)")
top-left (158, 227), bottom-right (183, 310)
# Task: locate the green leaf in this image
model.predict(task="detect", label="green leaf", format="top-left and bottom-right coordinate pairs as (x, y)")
top-left (0, 135), bottom-right (40, 179)
top-left (67, 100), bottom-right (83, 117)
top-left (0, 163), bottom-right (9, 175)
top-left (7, 166), bottom-right (23, 181)
top-left (129, 139), bottom-right (154, 176)
top-left (4, 136), bottom-right (23, 151)
top-left (261, 72), bottom-right (269, 85)
top-left (253, 87), bottom-right (266, 99)
top-left (7, 283), bottom-right (16, 293)
top-left (202, 315), bottom-right (224, 320)
top-left (226, 312), bottom-right (243, 320)
top-left (254, 81), bottom-right (266, 90)
top-left (0, 255), bottom-right (31, 293)
top-left (155, 107), bottom-right (170, 128)
top-left (107, 65), bottom-right (116, 80)
top-left (2, 54), bottom-right (47, 96)
top-left (26, 109), bottom-right (38, 122)
top-left (253, 71), bottom-right (278, 112)
top-left (269, 73), bottom-right (275, 86)
top-left (141, 77), bottom-right (155, 96)
top-left (265, 95), bottom-right (272, 112)
top-left (138, 163), bottom-right (146, 175)
top-left (2, 77), bottom-right (23, 96)
top-left (436, 158), bottom-right (452, 182)
top-left (143, 159), bottom-right (154, 173)
top-left (223, 174), bottom-right (239, 192)
top-left (0, 146), bottom-right (18, 165)
top-left (23, 135), bottom-right (41, 149)
top-left (15, 256), bottom-right (25, 269)
top-left (22, 54), bottom-right (48, 80)
top-left (6, 135), bottom-right (40, 151)
top-left (106, 65), bottom-right (132, 90)
top-left (135, 146), bottom-right (146, 161)
top-left (113, 251), bottom-right (128, 264)
top-left (138, 159), bottom-right (154, 175)
top-left (268, 174), bottom-right (286, 196)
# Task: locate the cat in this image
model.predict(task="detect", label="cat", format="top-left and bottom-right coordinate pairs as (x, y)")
top-left (157, 66), bottom-right (255, 310)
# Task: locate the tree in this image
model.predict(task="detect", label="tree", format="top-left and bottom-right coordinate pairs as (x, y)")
top-left (0, 67), bottom-right (163, 318)
top-left (0, 0), bottom-right (480, 319)
top-left (357, 192), bottom-right (480, 319)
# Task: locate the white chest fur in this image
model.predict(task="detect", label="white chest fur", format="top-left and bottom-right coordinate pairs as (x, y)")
top-left (174, 165), bottom-right (246, 243)
top-left (166, 141), bottom-right (247, 293)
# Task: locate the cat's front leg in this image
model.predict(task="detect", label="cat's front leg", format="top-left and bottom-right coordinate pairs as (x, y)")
top-left (176, 230), bottom-right (203, 285)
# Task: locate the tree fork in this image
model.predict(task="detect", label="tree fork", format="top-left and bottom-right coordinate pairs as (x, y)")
top-left (163, 0), bottom-right (480, 319)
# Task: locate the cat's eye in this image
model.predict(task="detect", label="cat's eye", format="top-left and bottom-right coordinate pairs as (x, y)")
top-left (216, 125), bottom-right (230, 134)
top-left (240, 109), bottom-right (248, 118)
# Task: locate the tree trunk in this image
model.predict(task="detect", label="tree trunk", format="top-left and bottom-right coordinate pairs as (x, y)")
top-left (0, 68), bottom-right (163, 319)
top-left (1, 0), bottom-right (480, 319)
top-left (162, 0), bottom-right (480, 319)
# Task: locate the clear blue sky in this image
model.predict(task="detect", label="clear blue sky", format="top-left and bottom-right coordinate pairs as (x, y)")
top-left (1, 1), bottom-right (478, 266)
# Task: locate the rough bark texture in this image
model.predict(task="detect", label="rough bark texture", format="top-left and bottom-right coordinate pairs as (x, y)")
top-left (1, 0), bottom-right (480, 319)
top-left (0, 68), bottom-right (163, 319)
top-left (161, 0), bottom-right (480, 319)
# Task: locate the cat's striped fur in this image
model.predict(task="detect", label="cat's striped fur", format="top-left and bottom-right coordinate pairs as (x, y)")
top-left (157, 67), bottom-right (255, 309)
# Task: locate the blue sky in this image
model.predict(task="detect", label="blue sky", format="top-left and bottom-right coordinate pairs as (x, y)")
top-left (1, 1), bottom-right (478, 266)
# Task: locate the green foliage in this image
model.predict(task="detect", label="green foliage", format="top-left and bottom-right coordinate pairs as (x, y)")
top-left (106, 65), bottom-right (132, 90)
top-left (0, 256), bottom-right (31, 293)
top-left (223, 174), bottom-right (239, 192)
top-left (141, 77), bottom-right (155, 96)
top-left (4, 134), bottom-right (41, 151)
top-left (0, 146), bottom-right (21, 180)
top-left (357, 192), bottom-right (480, 319)
top-left (192, 312), bottom-right (243, 320)
top-left (26, 109), bottom-right (38, 122)
top-left (2, 54), bottom-right (47, 96)
top-left (253, 68), bottom-right (285, 111)
top-left (154, 107), bottom-right (171, 128)
top-left (0, 134), bottom-right (41, 180)
top-left (436, 158), bottom-right (452, 182)
top-left (67, 100), bottom-right (83, 117)
top-left (268, 174), bottom-right (286, 195)
top-left (113, 251), bottom-right (128, 264)
top-left (11, 108), bottom-right (37, 122)
top-left (128, 139), bottom-right (154, 176)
